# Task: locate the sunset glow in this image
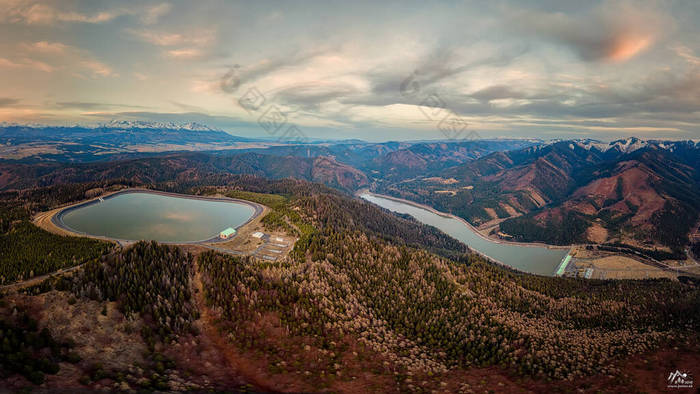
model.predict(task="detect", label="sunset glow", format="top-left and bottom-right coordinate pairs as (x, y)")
top-left (0, 0), bottom-right (697, 141)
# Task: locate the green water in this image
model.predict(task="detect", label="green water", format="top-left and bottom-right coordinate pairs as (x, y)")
top-left (60, 192), bottom-right (255, 243)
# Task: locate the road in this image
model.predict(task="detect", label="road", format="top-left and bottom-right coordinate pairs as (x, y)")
top-left (0, 263), bottom-right (86, 294)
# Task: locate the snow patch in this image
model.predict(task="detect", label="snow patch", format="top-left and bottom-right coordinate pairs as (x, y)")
top-left (101, 120), bottom-right (220, 131)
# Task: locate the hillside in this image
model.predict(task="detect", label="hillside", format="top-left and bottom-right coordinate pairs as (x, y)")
top-left (361, 140), bottom-right (533, 181)
top-left (378, 139), bottom-right (700, 252)
top-left (237, 139), bottom-right (533, 178)
top-left (1, 176), bottom-right (699, 392)
top-left (0, 151), bottom-right (368, 193)
top-left (4, 135), bottom-right (697, 252)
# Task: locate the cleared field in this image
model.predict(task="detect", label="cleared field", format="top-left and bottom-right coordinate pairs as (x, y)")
top-left (577, 255), bottom-right (676, 280)
top-left (201, 203), bottom-right (298, 261)
top-left (680, 265), bottom-right (700, 275)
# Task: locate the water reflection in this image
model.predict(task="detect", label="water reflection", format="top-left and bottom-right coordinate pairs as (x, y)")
top-left (60, 192), bottom-right (255, 243)
top-left (360, 193), bottom-right (567, 276)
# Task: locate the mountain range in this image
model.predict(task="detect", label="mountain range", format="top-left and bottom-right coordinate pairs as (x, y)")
top-left (0, 122), bottom-right (258, 162)
top-left (379, 138), bottom-right (700, 252)
top-left (1, 123), bottom-right (698, 254)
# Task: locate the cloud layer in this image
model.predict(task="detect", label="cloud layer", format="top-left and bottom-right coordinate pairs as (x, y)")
top-left (511, 2), bottom-right (667, 62)
top-left (0, 0), bottom-right (698, 141)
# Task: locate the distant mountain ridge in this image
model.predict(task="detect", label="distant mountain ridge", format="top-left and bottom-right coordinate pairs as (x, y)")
top-left (1, 120), bottom-right (226, 132)
top-left (0, 151), bottom-right (368, 193)
top-left (0, 122), bottom-right (258, 162)
top-left (99, 120), bottom-right (224, 131)
top-left (3, 122), bottom-right (698, 252)
top-left (535, 137), bottom-right (700, 155)
top-left (238, 139), bottom-right (536, 180)
top-left (378, 138), bottom-right (700, 252)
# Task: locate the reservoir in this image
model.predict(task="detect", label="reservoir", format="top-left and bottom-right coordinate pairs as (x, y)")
top-left (57, 191), bottom-right (257, 243)
top-left (360, 192), bottom-right (567, 276)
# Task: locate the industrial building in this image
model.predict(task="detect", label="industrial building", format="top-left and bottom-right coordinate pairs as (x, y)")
top-left (219, 227), bottom-right (236, 239)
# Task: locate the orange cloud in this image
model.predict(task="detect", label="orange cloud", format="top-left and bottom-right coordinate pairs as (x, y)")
top-left (0, 56), bottom-right (53, 72)
top-left (606, 33), bottom-right (652, 62)
top-left (24, 41), bottom-right (69, 54)
top-left (166, 48), bottom-right (202, 59)
top-left (1, 1), bottom-right (172, 26)
top-left (80, 60), bottom-right (114, 77)
top-left (5, 41), bottom-right (114, 77)
top-left (512, 1), bottom-right (667, 63)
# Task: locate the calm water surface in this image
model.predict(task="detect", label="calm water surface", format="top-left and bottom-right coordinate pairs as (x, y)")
top-left (360, 193), bottom-right (567, 276)
top-left (60, 192), bottom-right (255, 243)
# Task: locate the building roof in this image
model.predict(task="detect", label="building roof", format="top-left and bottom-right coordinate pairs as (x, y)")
top-left (220, 227), bottom-right (236, 237)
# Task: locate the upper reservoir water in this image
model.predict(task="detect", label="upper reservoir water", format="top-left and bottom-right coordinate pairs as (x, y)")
top-left (59, 191), bottom-right (256, 243)
top-left (360, 192), bottom-right (567, 276)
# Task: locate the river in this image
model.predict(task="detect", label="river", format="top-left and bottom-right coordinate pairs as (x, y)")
top-left (360, 192), bottom-right (569, 276)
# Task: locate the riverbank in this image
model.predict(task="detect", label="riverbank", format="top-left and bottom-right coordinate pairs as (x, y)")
top-left (358, 190), bottom-right (697, 280)
top-left (358, 190), bottom-right (571, 275)
top-left (356, 190), bottom-right (569, 250)
top-left (35, 188), bottom-right (266, 246)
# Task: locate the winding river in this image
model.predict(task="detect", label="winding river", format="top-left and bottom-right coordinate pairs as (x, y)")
top-left (360, 192), bottom-right (568, 276)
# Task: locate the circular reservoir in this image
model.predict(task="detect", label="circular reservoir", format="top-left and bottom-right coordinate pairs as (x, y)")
top-left (56, 191), bottom-right (257, 243)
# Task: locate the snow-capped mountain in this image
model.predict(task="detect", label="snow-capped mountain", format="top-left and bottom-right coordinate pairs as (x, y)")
top-left (100, 120), bottom-right (221, 131)
top-left (519, 137), bottom-right (700, 164)
top-left (0, 120), bottom-right (260, 162)
top-left (0, 120), bottom-right (223, 132)
top-left (572, 137), bottom-right (699, 154)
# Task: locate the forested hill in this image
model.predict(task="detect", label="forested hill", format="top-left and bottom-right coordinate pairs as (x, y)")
top-left (3, 135), bottom-right (699, 253)
top-left (2, 173), bottom-right (700, 391)
top-left (0, 151), bottom-right (368, 193)
top-left (237, 139), bottom-right (534, 177)
top-left (197, 177), bottom-right (700, 388)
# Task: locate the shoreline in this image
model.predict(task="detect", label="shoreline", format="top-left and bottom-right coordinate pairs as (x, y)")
top-left (356, 189), bottom-right (569, 250)
top-left (357, 190), bottom-right (700, 280)
top-left (356, 189), bottom-right (564, 276)
top-left (37, 188), bottom-right (266, 246)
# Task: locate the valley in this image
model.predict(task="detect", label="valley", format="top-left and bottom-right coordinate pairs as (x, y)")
top-left (1, 173), bottom-right (698, 392)
top-left (1, 127), bottom-right (699, 392)
top-left (3, 132), bottom-right (699, 277)
top-left (374, 139), bottom-right (700, 271)
top-left (2, 3), bottom-right (699, 391)
top-left (359, 191), bottom-right (569, 276)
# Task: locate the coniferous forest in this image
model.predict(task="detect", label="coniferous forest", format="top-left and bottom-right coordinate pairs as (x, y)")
top-left (2, 2), bottom-right (700, 390)
top-left (1, 175), bottom-right (698, 392)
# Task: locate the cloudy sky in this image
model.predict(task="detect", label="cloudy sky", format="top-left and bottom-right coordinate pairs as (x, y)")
top-left (0, 0), bottom-right (698, 141)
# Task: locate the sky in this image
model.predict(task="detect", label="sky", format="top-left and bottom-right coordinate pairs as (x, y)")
top-left (0, 0), bottom-right (699, 142)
